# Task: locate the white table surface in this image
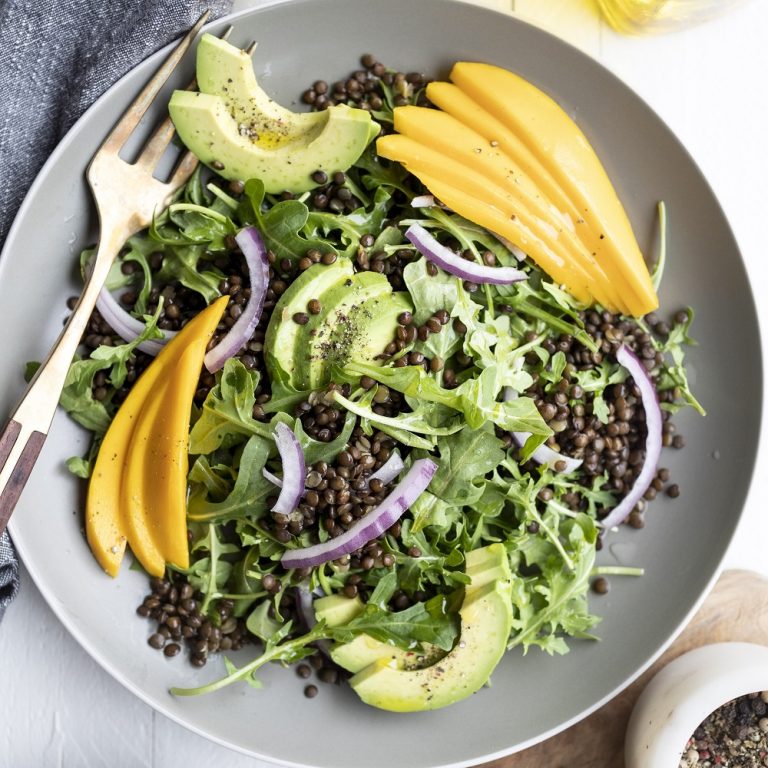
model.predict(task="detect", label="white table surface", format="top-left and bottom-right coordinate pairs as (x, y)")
top-left (3, 1), bottom-right (767, 765)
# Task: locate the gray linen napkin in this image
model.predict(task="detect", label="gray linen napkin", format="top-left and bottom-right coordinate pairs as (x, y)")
top-left (0, 0), bottom-right (232, 621)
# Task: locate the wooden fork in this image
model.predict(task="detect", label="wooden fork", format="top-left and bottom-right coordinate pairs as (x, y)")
top-left (0, 12), bottom-right (210, 533)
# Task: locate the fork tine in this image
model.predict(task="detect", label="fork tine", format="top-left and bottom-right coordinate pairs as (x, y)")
top-left (97, 10), bottom-right (209, 156)
top-left (166, 148), bottom-right (200, 190)
top-left (135, 115), bottom-right (177, 170)
top-left (137, 23), bottom-right (240, 172)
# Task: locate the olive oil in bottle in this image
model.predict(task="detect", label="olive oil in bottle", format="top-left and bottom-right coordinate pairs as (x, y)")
top-left (596, 0), bottom-right (750, 34)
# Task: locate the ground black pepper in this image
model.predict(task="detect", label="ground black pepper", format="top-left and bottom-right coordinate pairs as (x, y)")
top-left (681, 692), bottom-right (768, 767)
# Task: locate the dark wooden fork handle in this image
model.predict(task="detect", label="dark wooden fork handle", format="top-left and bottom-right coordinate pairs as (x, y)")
top-left (0, 419), bottom-right (46, 534)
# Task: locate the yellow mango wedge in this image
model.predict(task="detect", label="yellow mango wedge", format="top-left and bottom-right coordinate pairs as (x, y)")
top-left (123, 376), bottom-right (170, 577)
top-left (448, 62), bottom-right (658, 315)
top-left (140, 343), bottom-right (208, 569)
top-left (426, 81), bottom-right (584, 227)
top-left (86, 295), bottom-right (228, 577)
top-left (391, 106), bottom-right (628, 313)
top-left (377, 132), bottom-right (594, 304)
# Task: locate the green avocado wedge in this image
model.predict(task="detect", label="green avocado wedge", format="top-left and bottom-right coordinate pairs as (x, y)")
top-left (265, 264), bottom-right (413, 392)
top-left (308, 283), bottom-right (412, 391)
top-left (264, 261), bottom-right (354, 388)
top-left (195, 34), bottom-right (324, 147)
top-left (297, 272), bottom-right (410, 391)
top-left (348, 544), bottom-right (514, 712)
top-left (168, 35), bottom-right (379, 193)
top-left (314, 594), bottom-right (443, 674)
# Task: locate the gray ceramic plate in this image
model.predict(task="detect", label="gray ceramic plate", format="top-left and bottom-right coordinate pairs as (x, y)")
top-left (1, 1), bottom-right (760, 766)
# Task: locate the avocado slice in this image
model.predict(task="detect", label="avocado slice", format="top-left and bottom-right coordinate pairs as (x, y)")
top-left (305, 279), bottom-right (412, 390)
top-left (195, 34), bottom-right (324, 149)
top-left (264, 261), bottom-right (354, 387)
top-left (295, 271), bottom-right (397, 390)
top-left (314, 594), bottom-right (365, 627)
top-left (314, 594), bottom-right (442, 674)
top-left (168, 36), bottom-right (379, 193)
top-left (347, 544), bottom-right (514, 712)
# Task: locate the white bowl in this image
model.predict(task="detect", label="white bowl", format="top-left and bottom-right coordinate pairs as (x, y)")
top-left (625, 642), bottom-right (768, 768)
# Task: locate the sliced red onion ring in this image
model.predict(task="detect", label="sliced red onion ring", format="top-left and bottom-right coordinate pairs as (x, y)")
top-left (204, 226), bottom-right (270, 372)
top-left (405, 222), bottom-right (527, 285)
top-left (281, 459), bottom-right (438, 569)
top-left (599, 346), bottom-right (663, 530)
top-left (503, 388), bottom-right (582, 474)
top-left (96, 285), bottom-right (175, 356)
top-left (492, 233), bottom-right (527, 262)
top-left (262, 468), bottom-right (283, 488)
top-left (295, 584), bottom-right (333, 655)
top-left (411, 195), bottom-right (435, 208)
top-left (368, 452), bottom-right (405, 485)
top-left (295, 583), bottom-right (317, 629)
top-left (93, 225), bottom-right (268, 367)
top-left (271, 422), bottom-right (307, 515)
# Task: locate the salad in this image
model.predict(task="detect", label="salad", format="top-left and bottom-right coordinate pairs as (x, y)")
top-left (56, 34), bottom-right (702, 711)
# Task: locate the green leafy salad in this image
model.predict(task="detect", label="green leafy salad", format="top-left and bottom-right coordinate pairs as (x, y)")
top-left (58, 51), bottom-right (703, 711)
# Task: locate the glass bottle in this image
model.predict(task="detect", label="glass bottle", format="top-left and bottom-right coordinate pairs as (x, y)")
top-left (596, 0), bottom-right (752, 34)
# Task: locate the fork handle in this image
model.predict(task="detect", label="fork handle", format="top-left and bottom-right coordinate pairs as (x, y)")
top-left (0, 223), bottom-right (126, 534)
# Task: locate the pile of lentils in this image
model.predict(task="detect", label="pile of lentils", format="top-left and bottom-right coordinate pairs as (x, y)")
top-left (681, 692), bottom-right (768, 767)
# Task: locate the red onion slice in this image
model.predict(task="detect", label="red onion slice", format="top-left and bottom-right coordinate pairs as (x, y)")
top-left (92, 225), bottom-right (268, 368)
top-left (368, 452), bottom-right (405, 486)
top-left (262, 468), bottom-right (283, 488)
top-left (295, 583), bottom-right (317, 630)
top-left (599, 345), bottom-right (663, 530)
top-left (203, 226), bottom-right (270, 372)
top-left (492, 234), bottom-right (527, 262)
top-left (405, 222), bottom-right (527, 285)
top-left (503, 388), bottom-right (582, 473)
top-left (96, 286), bottom-right (175, 356)
top-left (281, 459), bottom-right (438, 569)
top-left (271, 422), bottom-right (307, 515)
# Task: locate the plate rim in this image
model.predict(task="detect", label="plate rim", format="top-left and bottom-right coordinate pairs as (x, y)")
top-left (3, 0), bottom-right (763, 765)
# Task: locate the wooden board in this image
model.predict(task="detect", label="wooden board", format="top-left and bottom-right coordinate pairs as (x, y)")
top-left (482, 570), bottom-right (768, 768)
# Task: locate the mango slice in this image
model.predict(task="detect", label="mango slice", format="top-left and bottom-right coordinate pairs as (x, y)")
top-left (391, 107), bottom-right (628, 313)
top-left (448, 62), bottom-right (658, 315)
top-left (123, 376), bottom-right (170, 577)
top-left (86, 296), bottom-right (228, 577)
top-left (378, 133), bottom-right (596, 304)
top-left (140, 344), bottom-right (203, 569)
top-left (426, 81), bottom-right (584, 227)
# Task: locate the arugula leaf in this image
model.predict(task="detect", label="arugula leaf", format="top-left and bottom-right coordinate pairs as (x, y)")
top-left (246, 600), bottom-right (283, 642)
top-left (331, 389), bottom-right (462, 441)
top-left (329, 596), bottom-right (458, 652)
top-left (187, 435), bottom-right (273, 522)
top-left (155, 244), bottom-right (224, 304)
top-left (306, 186), bottom-right (394, 257)
top-left (65, 455), bottom-right (92, 479)
top-left (508, 515), bottom-right (599, 654)
top-left (189, 358), bottom-right (275, 454)
top-left (239, 179), bottom-right (337, 261)
top-left (344, 361), bottom-right (551, 445)
top-left (410, 424), bottom-right (505, 533)
top-left (58, 305), bottom-right (164, 435)
top-left (645, 308), bottom-right (705, 416)
top-left (402, 257), bottom-right (460, 325)
top-left (293, 409), bottom-right (357, 466)
top-left (354, 144), bottom-right (411, 195)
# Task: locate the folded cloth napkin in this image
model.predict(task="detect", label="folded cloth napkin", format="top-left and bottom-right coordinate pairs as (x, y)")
top-left (0, 0), bottom-right (232, 621)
